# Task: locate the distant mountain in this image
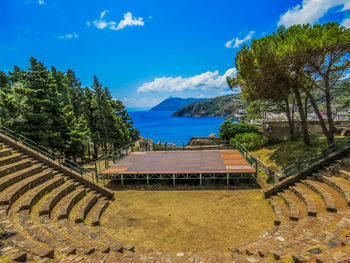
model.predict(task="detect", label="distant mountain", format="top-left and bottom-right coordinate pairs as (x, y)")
top-left (150, 97), bottom-right (207, 111)
top-left (172, 94), bottom-right (247, 119)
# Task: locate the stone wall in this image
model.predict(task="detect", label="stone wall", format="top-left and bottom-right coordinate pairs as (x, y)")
top-left (262, 120), bottom-right (350, 140)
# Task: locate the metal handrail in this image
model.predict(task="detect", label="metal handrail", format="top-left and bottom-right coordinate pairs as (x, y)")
top-left (235, 140), bottom-right (258, 176)
top-left (0, 124), bottom-right (94, 181)
top-left (279, 138), bottom-right (350, 180)
top-left (94, 141), bottom-right (138, 175)
top-left (152, 140), bottom-right (233, 151)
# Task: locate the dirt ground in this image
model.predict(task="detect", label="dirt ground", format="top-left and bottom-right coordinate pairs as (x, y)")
top-left (100, 188), bottom-right (274, 252)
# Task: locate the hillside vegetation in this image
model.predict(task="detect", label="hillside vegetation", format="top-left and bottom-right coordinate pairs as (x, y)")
top-left (172, 94), bottom-right (246, 119)
top-left (172, 78), bottom-right (349, 120)
top-left (150, 97), bottom-right (207, 111)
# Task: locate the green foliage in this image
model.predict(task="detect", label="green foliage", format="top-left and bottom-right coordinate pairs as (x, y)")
top-left (228, 22), bottom-right (350, 145)
top-left (219, 121), bottom-right (259, 140)
top-left (0, 57), bottom-right (138, 160)
top-left (230, 132), bottom-right (268, 151)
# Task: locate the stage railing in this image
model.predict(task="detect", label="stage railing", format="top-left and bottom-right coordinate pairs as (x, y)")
top-left (94, 141), bottom-right (138, 174)
top-left (152, 140), bottom-right (234, 151)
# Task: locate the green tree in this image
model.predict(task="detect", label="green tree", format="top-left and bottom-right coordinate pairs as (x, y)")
top-left (228, 36), bottom-right (304, 142)
top-left (293, 23), bottom-right (350, 144)
top-left (1, 57), bottom-right (138, 162)
top-left (229, 23), bottom-right (349, 145)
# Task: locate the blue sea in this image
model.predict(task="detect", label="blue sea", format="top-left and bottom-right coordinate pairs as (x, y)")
top-left (128, 111), bottom-right (226, 144)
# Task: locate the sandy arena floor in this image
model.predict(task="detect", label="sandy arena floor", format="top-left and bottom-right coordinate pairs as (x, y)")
top-left (100, 189), bottom-right (274, 252)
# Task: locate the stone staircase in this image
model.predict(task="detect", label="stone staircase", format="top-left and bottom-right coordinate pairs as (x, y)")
top-left (0, 142), bottom-right (134, 262)
top-left (229, 152), bottom-right (350, 262)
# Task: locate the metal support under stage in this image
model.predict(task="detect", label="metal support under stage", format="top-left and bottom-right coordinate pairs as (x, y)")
top-left (98, 172), bottom-right (255, 186)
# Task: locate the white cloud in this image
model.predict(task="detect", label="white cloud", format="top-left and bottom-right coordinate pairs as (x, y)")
top-left (87, 11), bottom-right (145, 31)
top-left (110, 12), bottom-right (144, 30)
top-left (340, 73), bottom-right (350, 80)
top-left (278, 0), bottom-right (350, 27)
top-left (225, 39), bottom-right (234, 48)
top-left (342, 17), bottom-right (350, 27)
top-left (137, 68), bottom-right (237, 93)
top-left (100, 10), bottom-right (108, 19)
top-left (59, 32), bottom-right (79, 39)
top-left (93, 20), bottom-right (108, 29)
top-left (123, 97), bottom-right (162, 108)
top-left (225, 31), bottom-right (255, 48)
top-left (38, 0), bottom-right (45, 5)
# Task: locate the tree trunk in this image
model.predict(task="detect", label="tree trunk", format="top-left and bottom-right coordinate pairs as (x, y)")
top-left (103, 142), bottom-right (107, 155)
top-left (292, 86), bottom-right (310, 145)
top-left (324, 80), bottom-right (335, 145)
top-left (284, 98), bottom-right (295, 140)
top-left (93, 142), bottom-right (98, 160)
top-left (305, 90), bottom-right (332, 144)
top-left (87, 143), bottom-right (91, 161)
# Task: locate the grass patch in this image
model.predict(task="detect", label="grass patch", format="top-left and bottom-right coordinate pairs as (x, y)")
top-left (252, 135), bottom-right (345, 171)
top-left (101, 189), bottom-right (274, 252)
top-left (0, 256), bottom-right (11, 263)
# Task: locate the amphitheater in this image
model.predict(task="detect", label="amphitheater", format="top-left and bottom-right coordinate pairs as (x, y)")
top-left (0, 132), bottom-right (350, 263)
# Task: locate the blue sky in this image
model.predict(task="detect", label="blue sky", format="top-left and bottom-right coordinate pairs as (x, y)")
top-left (1, 0), bottom-right (349, 110)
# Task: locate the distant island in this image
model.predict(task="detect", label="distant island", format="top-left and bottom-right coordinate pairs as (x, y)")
top-left (172, 94), bottom-right (247, 119)
top-left (150, 97), bottom-right (207, 111)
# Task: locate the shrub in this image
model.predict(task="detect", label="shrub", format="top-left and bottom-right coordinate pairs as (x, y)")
top-left (230, 132), bottom-right (268, 151)
top-left (219, 121), bottom-right (259, 140)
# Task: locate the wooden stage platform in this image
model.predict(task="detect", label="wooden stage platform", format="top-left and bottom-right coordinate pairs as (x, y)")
top-left (99, 150), bottom-right (256, 185)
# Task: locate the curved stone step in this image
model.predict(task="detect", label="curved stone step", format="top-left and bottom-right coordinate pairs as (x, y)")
top-left (87, 199), bottom-right (109, 226)
top-left (339, 169), bottom-right (350, 181)
top-left (0, 164), bottom-right (44, 193)
top-left (268, 197), bottom-right (283, 225)
top-left (239, 221), bottom-right (296, 256)
top-left (278, 191), bottom-right (300, 221)
top-left (57, 188), bottom-right (86, 220)
top-left (317, 175), bottom-right (350, 207)
top-left (0, 153), bottom-right (26, 167)
top-left (301, 179), bottom-right (337, 213)
top-left (0, 169), bottom-right (53, 208)
top-left (60, 219), bottom-right (110, 253)
top-left (0, 245), bottom-right (27, 262)
top-left (268, 207), bottom-right (350, 260)
top-left (19, 174), bottom-right (65, 211)
top-left (75, 194), bottom-right (98, 223)
top-left (249, 212), bottom-right (338, 259)
top-left (77, 223), bottom-right (124, 253)
top-left (0, 159), bottom-right (32, 178)
top-left (39, 181), bottom-right (76, 217)
top-left (0, 148), bottom-right (12, 158)
top-left (18, 209), bottom-right (76, 256)
top-left (290, 185), bottom-right (317, 217)
top-left (37, 258), bottom-right (60, 263)
top-left (39, 214), bottom-right (95, 255)
top-left (0, 211), bottom-right (54, 259)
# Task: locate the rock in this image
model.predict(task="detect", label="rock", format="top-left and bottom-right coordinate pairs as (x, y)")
top-left (275, 236), bottom-right (285, 242)
top-left (308, 247), bottom-right (321, 254)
